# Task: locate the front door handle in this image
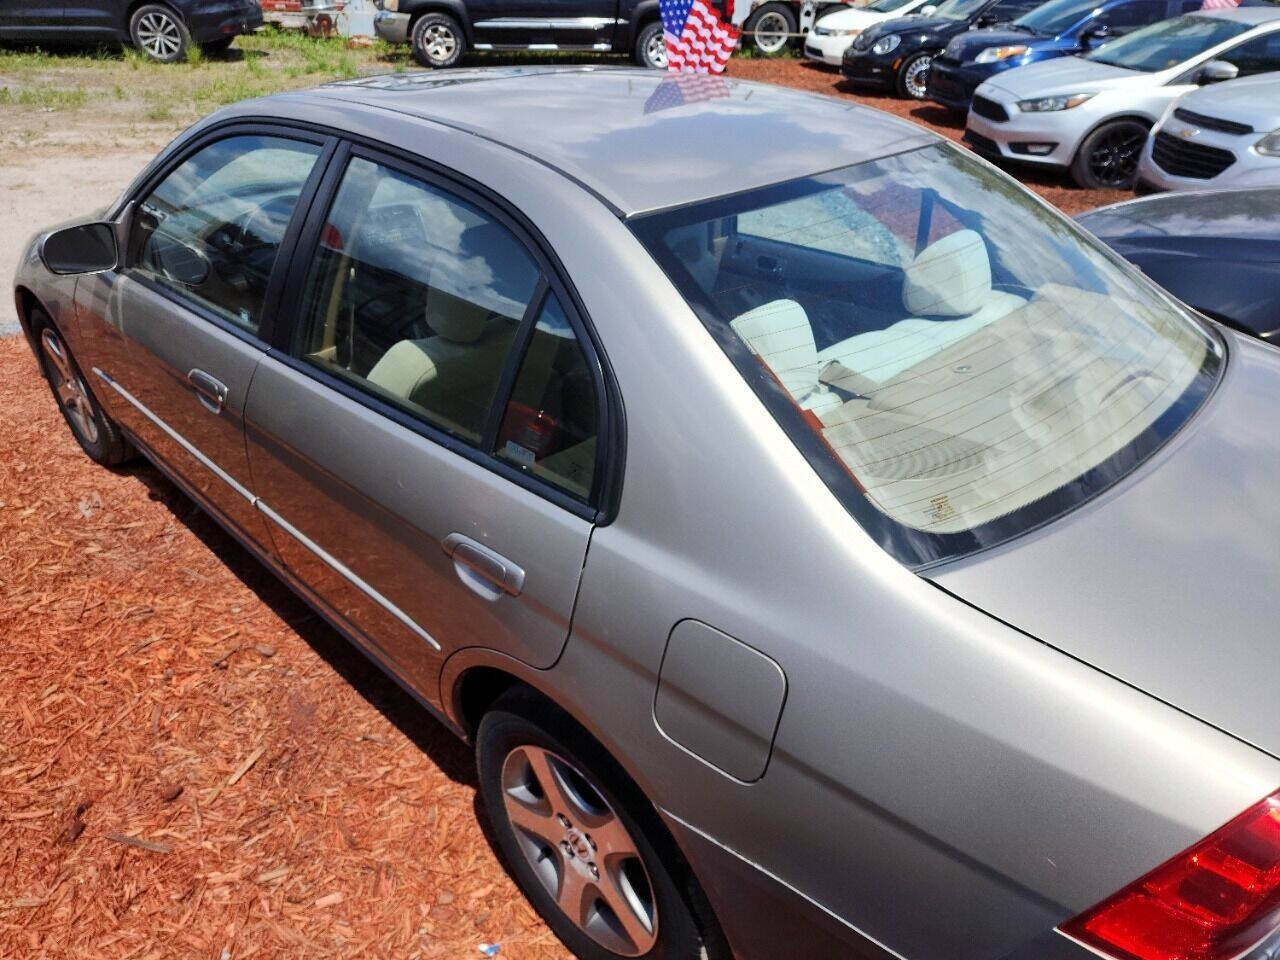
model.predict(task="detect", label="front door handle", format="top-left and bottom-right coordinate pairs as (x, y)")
top-left (187, 368), bottom-right (228, 414)
top-left (442, 533), bottom-right (524, 601)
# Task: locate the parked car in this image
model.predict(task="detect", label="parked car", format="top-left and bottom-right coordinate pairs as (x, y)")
top-left (964, 7), bottom-right (1280, 188)
top-left (1136, 71), bottom-right (1280, 190)
top-left (804, 0), bottom-right (937, 67)
top-left (841, 0), bottom-right (1045, 99)
top-left (927, 0), bottom-right (1198, 111)
top-left (18, 66), bottom-right (1280, 960)
top-left (0, 0), bottom-right (261, 62)
top-left (1078, 187), bottom-right (1280, 340)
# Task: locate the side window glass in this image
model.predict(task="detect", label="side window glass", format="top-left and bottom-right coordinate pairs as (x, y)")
top-left (1098, 2), bottom-right (1163, 29)
top-left (299, 157), bottom-right (542, 444)
top-left (991, 0), bottom-right (1041, 20)
top-left (131, 135), bottom-right (322, 335)
top-left (1219, 33), bottom-right (1280, 77)
top-left (495, 295), bottom-right (600, 500)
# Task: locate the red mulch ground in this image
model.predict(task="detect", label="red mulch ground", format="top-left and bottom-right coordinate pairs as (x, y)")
top-left (0, 335), bottom-right (571, 959)
top-left (727, 57), bottom-right (1118, 216)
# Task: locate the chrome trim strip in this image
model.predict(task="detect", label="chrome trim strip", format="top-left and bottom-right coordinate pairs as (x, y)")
top-left (93, 366), bottom-right (441, 652)
top-left (256, 501), bottom-right (441, 651)
top-left (660, 808), bottom-right (911, 960)
top-left (93, 367), bottom-right (255, 503)
top-left (472, 16), bottom-right (620, 26)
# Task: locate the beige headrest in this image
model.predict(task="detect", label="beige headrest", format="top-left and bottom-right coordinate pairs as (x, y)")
top-left (903, 229), bottom-right (992, 318)
top-left (366, 339), bottom-right (437, 401)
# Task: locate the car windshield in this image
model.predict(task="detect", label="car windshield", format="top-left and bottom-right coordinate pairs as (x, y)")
top-left (932, 0), bottom-right (989, 20)
top-left (630, 145), bottom-right (1221, 569)
top-left (1085, 14), bottom-right (1251, 70)
top-left (1015, 0), bottom-right (1101, 35)
top-left (868, 0), bottom-right (920, 14)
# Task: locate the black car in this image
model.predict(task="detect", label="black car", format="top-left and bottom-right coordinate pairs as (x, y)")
top-left (841, 0), bottom-right (1044, 99)
top-left (0, 0), bottom-right (261, 61)
top-left (1077, 187), bottom-right (1280, 341)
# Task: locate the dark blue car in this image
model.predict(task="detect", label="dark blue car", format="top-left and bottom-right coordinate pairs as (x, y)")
top-left (926, 0), bottom-right (1198, 109)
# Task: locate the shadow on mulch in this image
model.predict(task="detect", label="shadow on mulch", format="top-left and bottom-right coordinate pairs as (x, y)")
top-left (115, 458), bottom-right (480, 790)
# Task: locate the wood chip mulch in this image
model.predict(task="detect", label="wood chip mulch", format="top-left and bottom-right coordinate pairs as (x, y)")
top-left (0, 335), bottom-right (570, 959)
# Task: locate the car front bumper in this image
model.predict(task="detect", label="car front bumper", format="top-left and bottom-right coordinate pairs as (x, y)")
top-left (805, 31), bottom-right (858, 67)
top-left (928, 56), bottom-right (995, 110)
top-left (840, 48), bottom-right (896, 87)
top-left (374, 10), bottom-right (412, 44)
top-left (964, 87), bottom-right (1098, 169)
top-left (1137, 121), bottom-right (1280, 193)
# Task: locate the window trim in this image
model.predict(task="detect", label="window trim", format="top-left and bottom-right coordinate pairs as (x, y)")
top-left (117, 122), bottom-right (339, 350)
top-left (270, 139), bottom-right (617, 521)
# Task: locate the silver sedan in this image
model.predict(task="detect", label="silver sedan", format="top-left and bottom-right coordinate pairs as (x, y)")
top-left (14, 68), bottom-right (1280, 960)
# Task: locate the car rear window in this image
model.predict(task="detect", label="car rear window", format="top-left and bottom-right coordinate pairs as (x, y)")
top-left (630, 144), bottom-right (1221, 568)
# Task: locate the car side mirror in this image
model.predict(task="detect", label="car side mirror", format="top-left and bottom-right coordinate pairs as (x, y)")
top-left (40, 222), bottom-right (118, 276)
top-left (1199, 59), bottom-right (1238, 84)
top-left (1082, 23), bottom-right (1112, 48)
top-left (975, 12), bottom-right (998, 26)
top-left (920, 4), bottom-right (937, 14)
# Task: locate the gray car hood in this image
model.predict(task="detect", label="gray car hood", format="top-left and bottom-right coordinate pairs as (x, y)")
top-left (932, 328), bottom-right (1280, 759)
top-left (1177, 72), bottom-right (1280, 131)
top-left (981, 55), bottom-right (1144, 97)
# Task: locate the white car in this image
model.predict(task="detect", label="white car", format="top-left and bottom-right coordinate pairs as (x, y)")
top-left (1137, 72), bottom-right (1280, 191)
top-left (964, 7), bottom-right (1280, 189)
top-left (804, 0), bottom-right (936, 65)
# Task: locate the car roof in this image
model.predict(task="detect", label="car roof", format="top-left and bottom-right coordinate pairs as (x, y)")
top-left (271, 67), bottom-right (937, 217)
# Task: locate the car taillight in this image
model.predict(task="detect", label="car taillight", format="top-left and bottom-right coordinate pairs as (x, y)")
top-left (1062, 790), bottom-right (1280, 960)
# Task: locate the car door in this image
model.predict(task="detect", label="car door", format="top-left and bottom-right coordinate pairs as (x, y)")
top-left (468, 0), bottom-right (618, 48)
top-left (75, 128), bottom-right (332, 553)
top-left (0, 1), bottom-right (65, 37)
top-left (242, 145), bottom-right (609, 701)
top-left (62, 0), bottom-right (126, 40)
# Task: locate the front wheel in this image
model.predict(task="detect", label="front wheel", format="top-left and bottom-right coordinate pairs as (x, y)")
top-left (129, 4), bottom-right (191, 63)
top-left (635, 21), bottom-right (667, 69)
top-left (895, 50), bottom-right (935, 100)
top-left (476, 690), bottom-right (707, 960)
top-left (1071, 119), bottom-right (1149, 189)
top-left (411, 12), bottom-right (465, 69)
top-left (745, 3), bottom-right (797, 56)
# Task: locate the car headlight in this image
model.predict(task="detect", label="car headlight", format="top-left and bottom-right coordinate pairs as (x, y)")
top-left (974, 44), bottom-right (1029, 64)
top-left (1017, 93), bottom-right (1094, 112)
top-left (872, 34), bottom-right (901, 54)
top-left (383, 0), bottom-right (398, 10)
top-left (1256, 128), bottom-right (1280, 157)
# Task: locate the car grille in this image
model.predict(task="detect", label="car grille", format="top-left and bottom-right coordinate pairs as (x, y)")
top-left (1151, 131), bottom-right (1236, 180)
top-left (1172, 107), bottom-right (1254, 136)
top-left (963, 130), bottom-right (1001, 156)
top-left (971, 95), bottom-right (1009, 122)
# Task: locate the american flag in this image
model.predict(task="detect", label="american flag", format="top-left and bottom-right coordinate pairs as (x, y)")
top-left (644, 72), bottom-right (734, 112)
top-left (659, 0), bottom-right (746, 73)
top-left (1200, 0), bottom-right (1238, 9)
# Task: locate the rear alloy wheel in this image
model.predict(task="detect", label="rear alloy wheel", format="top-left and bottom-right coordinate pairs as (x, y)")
top-left (896, 51), bottom-right (935, 100)
top-left (635, 21), bottom-right (668, 69)
top-left (411, 12), bottom-right (466, 69)
top-left (745, 3), bottom-right (797, 56)
top-left (129, 4), bottom-right (191, 63)
top-left (1072, 119), bottom-right (1149, 189)
top-left (477, 690), bottom-right (708, 960)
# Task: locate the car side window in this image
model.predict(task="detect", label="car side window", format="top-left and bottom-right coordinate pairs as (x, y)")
top-left (989, 0), bottom-right (1042, 20)
top-left (130, 135), bottom-right (322, 335)
top-left (1098, 1), bottom-right (1164, 30)
top-left (1218, 31), bottom-right (1280, 77)
top-left (297, 156), bottom-right (542, 445)
top-left (494, 294), bottom-right (600, 500)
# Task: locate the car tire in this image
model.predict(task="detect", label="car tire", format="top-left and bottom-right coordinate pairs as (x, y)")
top-left (895, 50), bottom-right (935, 100)
top-left (411, 12), bottom-right (466, 69)
top-left (745, 3), bottom-right (797, 56)
top-left (129, 4), bottom-right (191, 63)
top-left (476, 688), bottom-right (710, 960)
top-left (1070, 118), bottom-right (1150, 190)
top-left (199, 37), bottom-right (236, 57)
top-left (31, 311), bottom-right (132, 467)
top-left (635, 20), bottom-right (667, 69)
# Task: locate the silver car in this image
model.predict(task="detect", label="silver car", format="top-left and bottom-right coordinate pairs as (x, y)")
top-left (965, 7), bottom-right (1280, 188)
top-left (1137, 72), bottom-right (1280, 191)
top-left (14, 68), bottom-right (1280, 960)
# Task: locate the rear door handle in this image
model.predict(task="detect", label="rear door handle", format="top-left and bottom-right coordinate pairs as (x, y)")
top-left (187, 368), bottom-right (228, 414)
top-left (442, 533), bottom-right (524, 601)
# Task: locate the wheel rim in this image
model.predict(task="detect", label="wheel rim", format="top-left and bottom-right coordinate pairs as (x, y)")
top-left (40, 329), bottom-right (99, 445)
top-left (903, 54), bottom-right (933, 99)
top-left (1087, 124), bottom-right (1146, 187)
top-left (646, 31), bottom-right (668, 68)
top-left (500, 745), bottom-right (659, 957)
top-left (421, 24), bottom-right (457, 63)
top-left (137, 11), bottom-right (182, 59)
top-left (754, 12), bottom-right (790, 53)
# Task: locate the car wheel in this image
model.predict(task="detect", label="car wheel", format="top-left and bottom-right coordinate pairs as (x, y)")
top-left (745, 3), bottom-right (797, 56)
top-left (411, 12), bottom-right (465, 69)
top-left (129, 4), bottom-right (191, 63)
top-left (895, 51), bottom-right (935, 100)
top-left (635, 21), bottom-right (668, 69)
top-left (199, 37), bottom-right (236, 57)
top-left (1071, 119), bottom-right (1149, 190)
top-left (476, 689), bottom-right (708, 960)
top-left (31, 312), bottom-right (131, 467)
